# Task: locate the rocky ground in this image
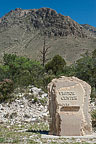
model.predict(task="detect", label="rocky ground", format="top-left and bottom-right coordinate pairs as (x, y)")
top-left (0, 86), bottom-right (96, 144)
top-left (0, 86), bottom-right (49, 125)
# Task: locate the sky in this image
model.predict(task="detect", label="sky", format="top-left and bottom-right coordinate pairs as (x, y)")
top-left (0, 0), bottom-right (96, 27)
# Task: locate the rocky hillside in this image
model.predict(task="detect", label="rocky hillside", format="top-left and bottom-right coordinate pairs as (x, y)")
top-left (81, 24), bottom-right (96, 36)
top-left (0, 8), bottom-right (96, 64)
top-left (0, 8), bottom-right (86, 37)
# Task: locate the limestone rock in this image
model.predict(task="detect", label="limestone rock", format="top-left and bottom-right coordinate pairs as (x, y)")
top-left (48, 76), bottom-right (92, 136)
top-left (0, 86), bottom-right (48, 124)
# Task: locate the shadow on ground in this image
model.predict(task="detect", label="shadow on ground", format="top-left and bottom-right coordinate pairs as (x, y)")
top-left (26, 130), bottom-right (49, 135)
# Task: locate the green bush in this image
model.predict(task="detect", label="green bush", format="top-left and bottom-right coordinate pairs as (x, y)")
top-left (43, 73), bottom-right (55, 89)
top-left (72, 54), bottom-right (96, 99)
top-left (45, 55), bottom-right (66, 75)
top-left (0, 65), bottom-right (10, 81)
top-left (2, 53), bottom-right (45, 88)
top-left (0, 79), bottom-right (14, 102)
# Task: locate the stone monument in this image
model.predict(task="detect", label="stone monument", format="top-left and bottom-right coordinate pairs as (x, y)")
top-left (48, 76), bottom-right (92, 136)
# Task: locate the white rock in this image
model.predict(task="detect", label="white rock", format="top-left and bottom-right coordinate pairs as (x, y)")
top-left (31, 87), bottom-right (42, 94)
top-left (42, 113), bottom-right (48, 117)
top-left (18, 129), bottom-right (28, 132)
top-left (32, 115), bottom-right (37, 118)
top-left (28, 92), bottom-right (32, 95)
top-left (0, 104), bottom-right (3, 109)
top-left (38, 108), bottom-right (42, 111)
top-left (20, 105), bottom-right (24, 108)
top-left (44, 106), bottom-right (47, 109)
top-left (29, 135), bottom-right (34, 138)
top-left (76, 139), bottom-right (81, 143)
top-left (28, 85), bottom-right (33, 88)
top-left (31, 118), bottom-right (37, 121)
top-left (41, 93), bottom-right (47, 98)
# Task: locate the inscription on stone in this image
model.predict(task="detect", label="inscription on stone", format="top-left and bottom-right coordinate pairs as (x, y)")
top-left (60, 106), bottom-right (80, 112)
top-left (59, 91), bottom-right (77, 101)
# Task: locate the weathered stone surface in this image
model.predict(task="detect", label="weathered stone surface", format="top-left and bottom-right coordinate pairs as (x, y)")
top-left (48, 76), bottom-right (92, 136)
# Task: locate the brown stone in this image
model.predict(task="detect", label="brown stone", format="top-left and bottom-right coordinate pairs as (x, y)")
top-left (48, 76), bottom-right (92, 136)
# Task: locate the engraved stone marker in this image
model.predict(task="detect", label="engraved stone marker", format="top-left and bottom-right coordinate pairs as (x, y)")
top-left (48, 76), bottom-right (92, 136)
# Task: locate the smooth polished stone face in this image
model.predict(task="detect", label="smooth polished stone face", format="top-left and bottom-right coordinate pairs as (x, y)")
top-left (48, 76), bottom-right (92, 136)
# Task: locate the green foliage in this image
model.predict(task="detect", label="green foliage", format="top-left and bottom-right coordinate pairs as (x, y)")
top-left (45, 55), bottom-right (66, 75)
top-left (3, 53), bottom-right (44, 88)
top-left (3, 53), bottom-right (17, 65)
top-left (0, 65), bottom-right (10, 81)
top-left (0, 53), bottom-right (46, 102)
top-left (59, 51), bottom-right (96, 99)
top-left (74, 55), bottom-right (93, 82)
top-left (0, 79), bottom-right (14, 102)
top-left (1, 51), bottom-right (96, 100)
top-left (73, 54), bottom-right (96, 99)
top-left (92, 49), bottom-right (96, 58)
top-left (91, 110), bottom-right (96, 120)
top-left (0, 138), bottom-right (5, 143)
top-left (33, 97), bottom-right (38, 103)
top-left (43, 73), bottom-right (55, 89)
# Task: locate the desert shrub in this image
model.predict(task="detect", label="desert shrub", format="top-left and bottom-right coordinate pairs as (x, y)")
top-left (42, 73), bottom-right (55, 89)
top-left (92, 49), bottom-right (96, 58)
top-left (0, 79), bottom-right (14, 102)
top-left (60, 65), bottom-right (76, 77)
top-left (39, 98), bottom-right (47, 106)
top-left (73, 54), bottom-right (96, 99)
top-left (91, 110), bottom-right (96, 120)
top-left (0, 65), bottom-right (10, 81)
top-left (45, 55), bottom-right (66, 75)
top-left (3, 53), bottom-right (44, 88)
top-left (33, 97), bottom-right (38, 103)
top-left (3, 53), bottom-right (17, 65)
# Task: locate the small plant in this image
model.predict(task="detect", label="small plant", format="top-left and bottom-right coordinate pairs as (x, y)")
top-left (91, 110), bottom-right (96, 120)
top-left (0, 138), bottom-right (5, 143)
top-left (39, 98), bottom-right (47, 106)
top-left (24, 93), bottom-right (34, 100)
top-left (33, 97), bottom-right (38, 103)
top-left (91, 110), bottom-right (96, 127)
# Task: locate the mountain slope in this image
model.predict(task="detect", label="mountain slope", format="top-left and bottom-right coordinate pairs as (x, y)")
top-left (81, 24), bottom-right (96, 36)
top-left (0, 8), bottom-right (96, 64)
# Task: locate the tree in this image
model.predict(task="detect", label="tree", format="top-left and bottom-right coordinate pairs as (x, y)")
top-left (2, 53), bottom-right (45, 87)
top-left (45, 55), bottom-right (66, 75)
top-left (40, 36), bottom-right (50, 66)
top-left (71, 53), bottom-right (96, 99)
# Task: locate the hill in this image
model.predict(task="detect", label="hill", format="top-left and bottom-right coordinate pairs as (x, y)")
top-left (81, 24), bottom-right (96, 36)
top-left (0, 8), bottom-right (96, 64)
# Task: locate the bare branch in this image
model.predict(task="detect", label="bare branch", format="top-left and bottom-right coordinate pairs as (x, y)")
top-left (40, 51), bottom-right (43, 54)
top-left (40, 35), bottom-right (51, 66)
top-left (45, 46), bottom-right (51, 53)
